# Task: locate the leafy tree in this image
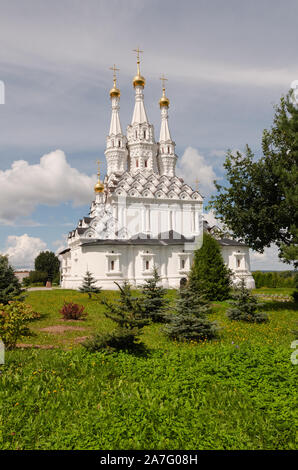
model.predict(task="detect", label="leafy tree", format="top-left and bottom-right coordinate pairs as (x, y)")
top-left (227, 280), bottom-right (268, 323)
top-left (79, 270), bottom-right (101, 299)
top-left (164, 278), bottom-right (218, 342)
top-left (34, 251), bottom-right (60, 282)
top-left (140, 266), bottom-right (169, 322)
top-left (209, 91), bottom-right (298, 267)
top-left (0, 301), bottom-right (40, 349)
top-left (83, 281), bottom-right (149, 352)
top-left (190, 232), bottom-right (231, 301)
top-left (0, 255), bottom-right (24, 304)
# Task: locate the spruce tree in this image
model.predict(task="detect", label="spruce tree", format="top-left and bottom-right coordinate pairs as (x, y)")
top-left (164, 278), bottom-right (218, 342)
top-left (83, 281), bottom-right (149, 352)
top-left (140, 266), bottom-right (169, 322)
top-left (227, 279), bottom-right (268, 323)
top-left (190, 232), bottom-right (231, 301)
top-left (79, 270), bottom-right (101, 298)
top-left (0, 255), bottom-right (24, 305)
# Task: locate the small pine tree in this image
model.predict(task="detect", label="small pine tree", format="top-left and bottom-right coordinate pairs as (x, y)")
top-left (227, 279), bottom-right (268, 323)
top-left (164, 278), bottom-right (219, 342)
top-left (190, 232), bottom-right (231, 301)
top-left (0, 255), bottom-right (24, 305)
top-left (140, 266), bottom-right (169, 322)
top-left (83, 281), bottom-right (149, 352)
top-left (79, 270), bottom-right (101, 299)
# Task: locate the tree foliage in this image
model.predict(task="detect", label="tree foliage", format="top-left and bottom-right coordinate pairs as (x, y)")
top-left (209, 91), bottom-right (298, 267)
top-left (164, 278), bottom-right (218, 342)
top-left (227, 280), bottom-right (268, 323)
top-left (140, 267), bottom-right (169, 322)
top-left (190, 233), bottom-right (231, 301)
top-left (34, 251), bottom-right (60, 282)
top-left (0, 255), bottom-right (24, 305)
top-left (83, 281), bottom-right (149, 352)
top-left (79, 270), bottom-right (101, 298)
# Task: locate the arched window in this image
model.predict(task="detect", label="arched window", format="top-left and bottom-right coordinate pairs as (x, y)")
top-left (237, 259), bottom-right (240, 268)
top-left (143, 130), bottom-right (146, 139)
top-left (118, 140), bottom-right (121, 147)
top-left (144, 160), bottom-right (148, 168)
top-left (181, 259), bottom-right (185, 269)
top-left (136, 159), bottom-right (139, 168)
top-left (111, 260), bottom-right (114, 271)
top-left (145, 260), bottom-right (149, 270)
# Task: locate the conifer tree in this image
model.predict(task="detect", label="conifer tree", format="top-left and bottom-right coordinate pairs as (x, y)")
top-left (83, 281), bottom-right (149, 352)
top-left (140, 266), bottom-right (169, 322)
top-left (190, 232), bottom-right (231, 301)
top-left (164, 278), bottom-right (218, 342)
top-left (0, 255), bottom-right (24, 305)
top-left (227, 279), bottom-right (268, 323)
top-left (79, 270), bottom-right (101, 298)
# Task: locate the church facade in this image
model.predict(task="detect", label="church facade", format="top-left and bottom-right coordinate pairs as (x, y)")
top-left (59, 55), bottom-right (255, 290)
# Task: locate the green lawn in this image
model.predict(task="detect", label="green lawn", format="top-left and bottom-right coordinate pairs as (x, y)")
top-left (0, 288), bottom-right (297, 450)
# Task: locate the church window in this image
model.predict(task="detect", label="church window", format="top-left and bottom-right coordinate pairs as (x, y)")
top-left (118, 140), bottom-right (121, 147)
top-left (181, 259), bottom-right (185, 269)
top-left (136, 159), bottom-right (139, 167)
top-left (135, 130), bottom-right (138, 139)
top-left (168, 146), bottom-right (170, 153)
top-left (111, 260), bottom-right (114, 271)
top-left (145, 260), bottom-right (149, 270)
top-left (145, 160), bottom-right (148, 168)
top-left (143, 130), bottom-right (146, 139)
top-left (237, 259), bottom-right (240, 268)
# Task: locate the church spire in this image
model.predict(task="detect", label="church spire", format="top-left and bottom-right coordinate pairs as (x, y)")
top-left (105, 65), bottom-right (128, 176)
top-left (131, 47), bottom-right (148, 124)
top-left (157, 75), bottom-right (177, 177)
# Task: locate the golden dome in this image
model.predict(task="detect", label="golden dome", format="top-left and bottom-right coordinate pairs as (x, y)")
top-left (94, 179), bottom-right (104, 193)
top-left (109, 85), bottom-right (120, 98)
top-left (159, 88), bottom-right (170, 107)
top-left (133, 73), bottom-right (146, 88)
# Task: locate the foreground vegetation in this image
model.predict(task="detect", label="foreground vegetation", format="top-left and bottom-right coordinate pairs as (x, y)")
top-left (0, 288), bottom-right (297, 450)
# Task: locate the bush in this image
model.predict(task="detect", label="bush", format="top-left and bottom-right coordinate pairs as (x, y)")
top-left (164, 278), bottom-right (219, 342)
top-left (84, 281), bottom-right (149, 353)
top-left (0, 301), bottom-right (40, 349)
top-left (24, 271), bottom-right (48, 286)
top-left (139, 267), bottom-right (169, 322)
top-left (60, 302), bottom-right (87, 320)
top-left (227, 280), bottom-right (268, 323)
top-left (83, 330), bottom-right (138, 353)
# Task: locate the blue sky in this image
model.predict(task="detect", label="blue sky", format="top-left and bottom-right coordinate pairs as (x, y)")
top-left (0, 0), bottom-right (297, 269)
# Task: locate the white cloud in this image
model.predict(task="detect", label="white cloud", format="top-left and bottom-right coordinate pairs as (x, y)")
top-left (52, 234), bottom-right (68, 256)
top-left (2, 234), bottom-right (47, 269)
top-left (250, 244), bottom-right (289, 271)
top-left (176, 146), bottom-right (217, 197)
top-left (0, 150), bottom-right (96, 224)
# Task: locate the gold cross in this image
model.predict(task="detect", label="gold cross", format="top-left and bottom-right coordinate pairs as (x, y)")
top-left (109, 64), bottom-right (120, 83)
top-left (160, 74), bottom-right (168, 89)
top-left (133, 47), bottom-right (143, 63)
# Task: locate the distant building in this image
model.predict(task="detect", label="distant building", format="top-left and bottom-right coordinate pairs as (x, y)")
top-left (14, 270), bottom-right (30, 283)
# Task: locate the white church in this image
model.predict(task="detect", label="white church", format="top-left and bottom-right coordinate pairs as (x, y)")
top-left (59, 52), bottom-right (255, 290)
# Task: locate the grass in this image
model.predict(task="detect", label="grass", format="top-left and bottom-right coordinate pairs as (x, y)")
top-left (0, 288), bottom-right (297, 450)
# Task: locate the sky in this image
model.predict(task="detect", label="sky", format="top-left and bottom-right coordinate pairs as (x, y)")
top-left (0, 0), bottom-right (297, 270)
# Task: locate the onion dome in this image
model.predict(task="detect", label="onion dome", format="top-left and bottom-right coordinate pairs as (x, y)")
top-left (94, 179), bottom-right (104, 193)
top-left (159, 87), bottom-right (170, 108)
top-left (132, 48), bottom-right (145, 88)
top-left (109, 64), bottom-right (121, 98)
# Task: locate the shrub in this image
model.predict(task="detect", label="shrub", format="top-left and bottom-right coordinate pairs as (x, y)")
top-left (139, 267), bottom-right (169, 322)
top-left (0, 301), bottom-right (40, 350)
top-left (84, 281), bottom-right (149, 352)
top-left (164, 278), bottom-right (219, 342)
top-left (24, 270), bottom-right (48, 286)
top-left (227, 280), bottom-right (268, 323)
top-left (60, 302), bottom-right (87, 320)
top-left (79, 270), bottom-right (101, 298)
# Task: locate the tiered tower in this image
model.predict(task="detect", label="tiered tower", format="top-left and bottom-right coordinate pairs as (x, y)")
top-left (157, 75), bottom-right (177, 177)
top-left (126, 48), bottom-right (158, 173)
top-left (104, 65), bottom-right (128, 176)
